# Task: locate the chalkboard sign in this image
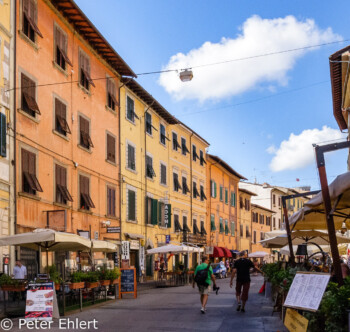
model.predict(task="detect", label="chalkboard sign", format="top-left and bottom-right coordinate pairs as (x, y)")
top-left (120, 268), bottom-right (137, 298)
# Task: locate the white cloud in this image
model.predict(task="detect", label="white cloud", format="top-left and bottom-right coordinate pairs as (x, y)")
top-left (268, 126), bottom-right (346, 172)
top-left (159, 15), bottom-right (341, 102)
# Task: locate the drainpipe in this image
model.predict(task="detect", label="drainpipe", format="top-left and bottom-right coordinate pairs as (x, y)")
top-left (189, 132), bottom-right (194, 240)
top-left (208, 161), bottom-right (218, 246)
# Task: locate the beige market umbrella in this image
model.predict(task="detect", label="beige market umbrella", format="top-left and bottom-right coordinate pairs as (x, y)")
top-left (260, 230), bottom-right (350, 249)
top-left (248, 251), bottom-right (269, 258)
top-left (289, 172), bottom-right (350, 231)
top-left (279, 244), bottom-right (329, 256)
top-left (147, 244), bottom-right (203, 254)
top-left (91, 240), bottom-right (117, 253)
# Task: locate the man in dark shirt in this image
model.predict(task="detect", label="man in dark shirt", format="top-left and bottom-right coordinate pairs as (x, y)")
top-left (230, 251), bottom-right (262, 312)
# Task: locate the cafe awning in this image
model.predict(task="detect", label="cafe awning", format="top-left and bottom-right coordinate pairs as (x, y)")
top-left (211, 246), bottom-right (225, 258)
top-left (220, 247), bottom-right (232, 257)
top-left (124, 233), bottom-right (144, 240)
top-left (147, 244), bottom-right (203, 254)
top-left (248, 251), bottom-right (269, 258)
top-left (91, 240), bottom-right (117, 253)
top-left (0, 228), bottom-right (91, 251)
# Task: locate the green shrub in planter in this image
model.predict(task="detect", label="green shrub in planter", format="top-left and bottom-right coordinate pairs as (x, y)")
top-left (71, 271), bottom-right (85, 283)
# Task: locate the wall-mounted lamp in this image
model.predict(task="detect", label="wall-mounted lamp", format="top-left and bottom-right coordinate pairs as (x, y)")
top-left (341, 221), bottom-right (347, 234)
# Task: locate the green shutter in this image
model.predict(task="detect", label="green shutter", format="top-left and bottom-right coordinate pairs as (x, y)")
top-left (210, 214), bottom-right (216, 231)
top-left (214, 182), bottom-right (217, 198)
top-left (158, 202), bottom-right (162, 225)
top-left (231, 222), bottom-right (235, 236)
top-left (220, 186), bottom-right (223, 201)
top-left (225, 189), bottom-right (228, 204)
top-left (166, 204), bottom-right (171, 228)
top-left (151, 199), bottom-right (158, 225)
top-left (210, 180), bottom-right (213, 197)
top-left (219, 218), bottom-right (224, 233)
top-left (225, 220), bottom-right (229, 235)
top-left (0, 113), bottom-right (6, 158)
top-left (233, 193), bottom-right (236, 207)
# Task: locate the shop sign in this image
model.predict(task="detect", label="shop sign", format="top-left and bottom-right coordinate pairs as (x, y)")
top-left (94, 231), bottom-right (99, 240)
top-left (166, 235), bottom-right (170, 244)
top-left (107, 227), bottom-right (121, 233)
top-left (205, 246), bottom-right (214, 255)
top-left (284, 308), bottom-right (308, 332)
top-left (121, 241), bottom-right (130, 260)
top-left (130, 240), bottom-right (140, 250)
top-left (114, 252), bottom-right (119, 268)
top-left (139, 247), bottom-right (145, 273)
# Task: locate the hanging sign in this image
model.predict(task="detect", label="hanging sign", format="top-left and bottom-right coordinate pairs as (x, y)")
top-left (25, 282), bottom-right (59, 321)
top-left (284, 308), bottom-right (309, 332)
top-left (130, 240), bottom-right (140, 250)
top-left (139, 247), bottom-right (145, 274)
top-left (121, 241), bottom-right (130, 260)
top-left (165, 235), bottom-right (170, 244)
top-left (107, 227), bottom-right (121, 233)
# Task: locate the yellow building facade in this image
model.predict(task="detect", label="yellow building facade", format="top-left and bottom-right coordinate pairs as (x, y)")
top-left (251, 204), bottom-right (273, 254)
top-left (238, 188), bottom-right (256, 252)
top-left (120, 79), bottom-right (178, 279)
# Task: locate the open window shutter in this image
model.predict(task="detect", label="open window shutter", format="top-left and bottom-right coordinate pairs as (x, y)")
top-left (151, 199), bottom-right (158, 225)
top-left (167, 205), bottom-right (171, 228)
top-left (0, 113), bottom-right (6, 157)
top-left (214, 182), bottom-right (217, 198)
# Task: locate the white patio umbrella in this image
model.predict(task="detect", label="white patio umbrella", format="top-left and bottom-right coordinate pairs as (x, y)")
top-left (259, 230), bottom-right (350, 249)
top-left (279, 245), bottom-right (326, 257)
top-left (147, 244), bottom-right (203, 254)
top-left (248, 251), bottom-right (269, 258)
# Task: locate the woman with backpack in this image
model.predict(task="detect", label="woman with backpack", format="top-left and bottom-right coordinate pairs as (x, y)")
top-left (192, 256), bottom-right (217, 314)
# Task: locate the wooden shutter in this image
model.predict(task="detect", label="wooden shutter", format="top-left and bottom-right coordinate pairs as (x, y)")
top-left (214, 182), bottom-right (217, 198)
top-left (128, 190), bottom-right (135, 221)
top-left (161, 164), bottom-right (166, 184)
top-left (107, 186), bottom-right (116, 216)
top-left (0, 113), bottom-right (6, 157)
top-left (166, 204), bottom-right (171, 228)
top-left (107, 134), bottom-right (116, 163)
top-left (151, 199), bottom-right (158, 225)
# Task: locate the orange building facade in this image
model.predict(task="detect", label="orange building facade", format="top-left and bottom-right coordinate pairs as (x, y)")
top-left (206, 154), bottom-right (245, 259)
top-left (15, 0), bottom-right (135, 274)
top-left (251, 204), bottom-right (273, 254)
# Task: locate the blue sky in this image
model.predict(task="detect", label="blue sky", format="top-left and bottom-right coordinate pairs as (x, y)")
top-left (76, 0), bottom-right (350, 190)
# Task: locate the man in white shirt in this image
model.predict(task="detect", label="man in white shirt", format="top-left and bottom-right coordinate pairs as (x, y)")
top-left (13, 260), bottom-right (27, 280)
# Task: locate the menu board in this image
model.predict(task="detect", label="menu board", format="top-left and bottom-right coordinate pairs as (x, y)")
top-left (120, 268), bottom-right (137, 298)
top-left (284, 272), bottom-right (330, 312)
top-left (25, 282), bottom-right (59, 321)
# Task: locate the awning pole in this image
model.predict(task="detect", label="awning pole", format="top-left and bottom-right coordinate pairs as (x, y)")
top-left (281, 197), bottom-right (295, 266)
top-left (314, 141), bottom-right (350, 286)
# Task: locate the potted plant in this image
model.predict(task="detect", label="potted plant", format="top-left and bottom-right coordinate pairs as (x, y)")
top-left (97, 267), bottom-right (111, 286)
top-left (69, 271), bottom-right (85, 290)
top-left (107, 267), bottom-right (121, 285)
top-left (0, 274), bottom-right (26, 291)
top-left (84, 271), bottom-right (99, 289)
top-left (47, 265), bottom-right (63, 291)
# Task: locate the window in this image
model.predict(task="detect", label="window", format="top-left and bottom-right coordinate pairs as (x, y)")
top-left (55, 164), bottom-right (72, 204)
top-left (146, 197), bottom-right (158, 225)
top-left (272, 194), bottom-right (276, 206)
top-left (172, 132), bottom-right (180, 151)
top-left (79, 50), bottom-right (94, 91)
top-left (127, 143), bottom-right (135, 171)
top-left (192, 145), bottom-right (199, 161)
top-left (200, 220), bottom-right (207, 235)
top-left (145, 113), bottom-right (152, 135)
top-left (21, 73), bottom-right (40, 117)
top-left (210, 180), bottom-right (217, 198)
top-left (183, 216), bottom-right (190, 232)
top-left (182, 176), bottom-right (190, 195)
top-left (219, 218), bottom-right (224, 233)
top-left (146, 155), bottom-right (156, 179)
top-left (22, 0), bottom-right (43, 43)
top-left (106, 134), bottom-right (116, 163)
top-left (193, 181), bottom-right (200, 198)
top-left (253, 231), bottom-right (257, 244)
top-left (278, 218), bottom-right (281, 229)
top-left (128, 189), bottom-right (136, 221)
top-left (225, 220), bottom-right (229, 235)
top-left (107, 186), bottom-right (116, 217)
top-left (160, 163), bottom-right (167, 185)
top-left (199, 150), bottom-right (206, 166)
top-left (181, 138), bottom-right (189, 156)
top-left (231, 221), bottom-right (235, 236)
top-left (106, 78), bottom-right (118, 111)
top-left (200, 185), bottom-right (207, 201)
top-left (225, 189), bottom-right (228, 204)
top-left (158, 202), bottom-right (167, 227)
top-left (220, 186), bottom-right (223, 201)
top-left (246, 225), bottom-right (250, 237)
top-left (174, 214), bottom-right (182, 232)
top-left (266, 216), bottom-right (271, 226)
top-left (55, 98), bottom-right (70, 136)
top-left (259, 214), bottom-right (265, 224)
top-left (173, 173), bottom-right (181, 192)
top-left (278, 197), bottom-right (281, 207)
top-left (79, 175), bottom-right (95, 210)
top-left (273, 217), bottom-right (276, 228)
top-left (240, 224), bottom-right (244, 237)
top-left (230, 192), bottom-right (236, 207)
top-left (160, 124), bottom-right (166, 145)
top-left (79, 116), bottom-right (93, 150)
top-left (54, 25), bottom-right (72, 71)
top-left (239, 196), bottom-right (243, 209)
top-left (126, 96), bottom-right (139, 122)
top-left (193, 219), bottom-right (200, 235)
top-left (21, 149), bottom-right (43, 195)
top-left (0, 113), bottom-right (6, 157)
top-left (210, 215), bottom-right (216, 231)
top-left (260, 232), bottom-right (265, 241)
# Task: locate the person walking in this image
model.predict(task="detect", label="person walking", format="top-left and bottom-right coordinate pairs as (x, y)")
top-left (192, 255), bottom-right (217, 314)
top-left (13, 260), bottom-right (27, 280)
top-left (230, 251), bottom-right (262, 312)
